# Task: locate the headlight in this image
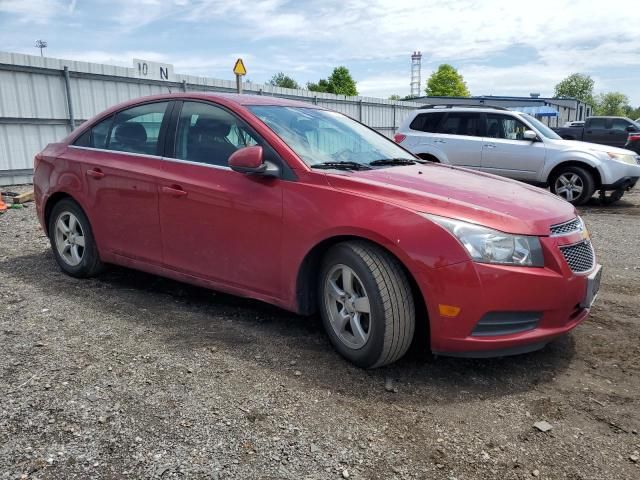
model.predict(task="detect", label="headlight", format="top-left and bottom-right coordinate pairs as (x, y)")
top-left (423, 214), bottom-right (544, 267)
top-left (606, 152), bottom-right (638, 165)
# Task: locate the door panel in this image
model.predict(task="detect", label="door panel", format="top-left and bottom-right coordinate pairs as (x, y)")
top-left (481, 114), bottom-right (546, 180)
top-left (583, 118), bottom-right (610, 145)
top-left (65, 101), bottom-right (171, 263)
top-left (69, 147), bottom-right (163, 262)
top-left (435, 112), bottom-right (483, 168)
top-left (610, 118), bottom-right (636, 147)
top-left (159, 162), bottom-right (283, 295)
top-left (158, 101), bottom-right (283, 296)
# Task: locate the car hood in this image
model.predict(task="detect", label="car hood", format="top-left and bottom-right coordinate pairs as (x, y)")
top-left (547, 138), bottom-right (638, 156)
top-left (325, 164), bottom-right (576, 235)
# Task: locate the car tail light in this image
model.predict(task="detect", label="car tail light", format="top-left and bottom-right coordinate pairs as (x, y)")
top-left (628, 133), bottom-right (640, 142)
top-left (394, 133), bottom-right (406, 143)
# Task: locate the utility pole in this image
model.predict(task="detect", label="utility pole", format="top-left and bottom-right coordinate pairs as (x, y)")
top-left (35, 40), bottom-right (48, 57)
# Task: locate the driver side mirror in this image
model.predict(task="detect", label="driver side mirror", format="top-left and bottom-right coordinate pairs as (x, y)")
top-left (228, 146), bottom-right (279, 177)
top-left (626, 125), bottom-right (637, 132)
top-left (523, 130), bottom-right (538, 141)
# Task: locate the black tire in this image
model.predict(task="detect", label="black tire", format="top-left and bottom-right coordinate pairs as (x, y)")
top-left (318, 241), bottom-right (415, 368)
top-left (48, 198), bottom-right (104, 278)
top-left (550, 166), bottom-right (595, 206)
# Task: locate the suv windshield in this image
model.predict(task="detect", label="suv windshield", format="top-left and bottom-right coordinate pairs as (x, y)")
top-left (248, 106), bottom-right (415, 167)
top-left (520, 114), bottom-right (562, 140)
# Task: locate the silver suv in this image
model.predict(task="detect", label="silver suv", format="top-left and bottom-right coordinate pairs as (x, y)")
top-left (396, 105), bottom-right (640, 205)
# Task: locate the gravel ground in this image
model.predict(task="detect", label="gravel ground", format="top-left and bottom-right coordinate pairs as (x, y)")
top-left (1, 186), bottom-right (639, 480)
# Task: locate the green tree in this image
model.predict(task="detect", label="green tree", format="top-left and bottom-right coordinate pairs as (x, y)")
top-left (623, 104), bottom-right (640, 120)
top-left (388, 94), bottom-right (402, 100)
top-left (595, 92), bottom-right (630, 116)
top-left (425, 64), bottom-right (470, 97)
top-left (307, 66), bottom-right (358, 96)
top-left (268, 72), bottom-right (300, 89)
top-left (307, 78), bottom-right (331, 93)
top-left (554, 73), bottom-right (595, 105)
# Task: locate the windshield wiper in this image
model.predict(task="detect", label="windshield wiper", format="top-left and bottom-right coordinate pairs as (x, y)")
top-left (368, 158), bottom-right (420, 166)
top-left (311, 161), bottom-right (372, 171)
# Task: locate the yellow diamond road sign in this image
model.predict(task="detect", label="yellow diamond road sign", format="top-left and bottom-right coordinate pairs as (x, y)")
top-left (233, 58), bottom-right (247, 76)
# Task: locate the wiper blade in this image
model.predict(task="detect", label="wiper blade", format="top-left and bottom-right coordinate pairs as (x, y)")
top-left (310, 161), bottom-right (372, 170)
top-left (368, 158), bottom-right (420, 166)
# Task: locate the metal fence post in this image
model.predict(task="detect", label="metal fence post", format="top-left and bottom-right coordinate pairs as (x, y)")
top-left (358, 99), bottom-right (363, 121)
top-left (392, 104), bottom-right (396, 132)
top-left (182, 80), bottom-right (187, 92)
top-left (63, 66), bottom-right (75, 131)
top-left (313, 95), bottom-right (318, 105)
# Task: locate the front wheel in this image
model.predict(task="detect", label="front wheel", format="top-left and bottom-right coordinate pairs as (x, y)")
top-left (550, 166), bottom-right (595, 205)
top-left (318, 241), bottom-right (415, 368)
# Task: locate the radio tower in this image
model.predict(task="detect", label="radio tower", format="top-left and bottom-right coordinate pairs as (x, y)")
top-left (410, 51), bottom-right (422, 98)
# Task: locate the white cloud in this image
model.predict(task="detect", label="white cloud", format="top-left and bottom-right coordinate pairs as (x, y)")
top-left (2, 0), bottom-right (640, 103)
top-left (0, 0), bottom-right (69, 23)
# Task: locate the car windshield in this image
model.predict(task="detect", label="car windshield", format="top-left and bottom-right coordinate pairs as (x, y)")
top-left (520, 114), bottom-right (562, 139)
top-left (248, 106), bottom-right (415, 167)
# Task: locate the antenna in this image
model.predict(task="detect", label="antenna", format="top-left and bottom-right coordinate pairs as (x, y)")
top-left (410, 51), bottom-right (422, 98)
top-left (35, 39), bottom-right (48, 57)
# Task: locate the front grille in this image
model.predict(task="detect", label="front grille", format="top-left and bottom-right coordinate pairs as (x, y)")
top-left (550, 217), bottom-right (582, 236)
top-left (560, 241), bottom-right (595, 273)
top-left (471, 311), bottom-right (541, 337)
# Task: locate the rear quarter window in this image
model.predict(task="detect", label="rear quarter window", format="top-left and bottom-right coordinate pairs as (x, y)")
top-left (409, 112), bottom-right (444, 132)
top-left (73, 115), bottom-right (113, 149)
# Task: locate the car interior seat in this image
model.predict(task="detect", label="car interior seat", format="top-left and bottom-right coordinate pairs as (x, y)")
top-left (112, 122), bottom-right (148, 154)
top-left (187, 117), bottom-right (237, 166)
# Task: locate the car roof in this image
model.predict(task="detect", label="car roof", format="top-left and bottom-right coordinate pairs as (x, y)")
top-left (414, 106), bottom-right (517, 114)
top-left (119, 92), bottom-right (321, 109)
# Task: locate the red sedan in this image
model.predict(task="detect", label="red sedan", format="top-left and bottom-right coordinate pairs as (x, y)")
top-left (34, 93), bottom-right (602, 367)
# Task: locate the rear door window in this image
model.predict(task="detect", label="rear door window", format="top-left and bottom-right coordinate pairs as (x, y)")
top-left (437, 113), bottom-right (482, 137)
top-left (409, 112), bottom-right (445, 132)
top-left (588, 118), bottom-right (608, 129)
top-left (107, 102), bottom-right (170, 155)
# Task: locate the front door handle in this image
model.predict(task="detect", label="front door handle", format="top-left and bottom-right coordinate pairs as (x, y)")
top-left (433, 139), bottom-right (447, 144)
top-left (484, 144), bottom-right (496, 149)
top-left (86, 168), bottom-right (105, 179)
top-left (162, 185), bottom-right (188, 197)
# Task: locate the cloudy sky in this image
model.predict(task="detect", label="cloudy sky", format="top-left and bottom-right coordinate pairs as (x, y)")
top-left (1, 0), bottom-right (639, 104)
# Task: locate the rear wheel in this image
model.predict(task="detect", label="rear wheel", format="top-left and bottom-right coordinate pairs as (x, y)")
top-left (318, 241), bottom-right (415, 368)
top-left (48, 198), bottom-right (103, 278)
top-left (550, 166), bottom-right (595, 205)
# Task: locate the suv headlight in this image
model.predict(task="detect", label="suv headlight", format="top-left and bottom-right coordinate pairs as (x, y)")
top-left (423, 214), bottom-right (544, 267)
top-left (606, 152), bottom-right (638, 165)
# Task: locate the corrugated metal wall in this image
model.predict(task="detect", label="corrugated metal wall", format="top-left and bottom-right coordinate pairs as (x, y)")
top-left (0, 51), bottom-right (420, 185)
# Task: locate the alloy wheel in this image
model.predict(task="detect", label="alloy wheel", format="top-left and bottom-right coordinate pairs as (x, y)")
top-left (555, 173), bottom-right (584, 202)
top-left (54, 211), bottom-right (86, 267)
top-left (324, 264), bottom-right (371, 349)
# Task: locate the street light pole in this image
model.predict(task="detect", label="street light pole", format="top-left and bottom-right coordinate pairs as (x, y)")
top-left (35, 40), bottom-right (48, 57)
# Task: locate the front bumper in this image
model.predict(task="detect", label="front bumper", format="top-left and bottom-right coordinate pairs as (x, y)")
top-left (601, 175), bottom-right (639, 192)
top-left (417, 233), bottom-right (597, 357)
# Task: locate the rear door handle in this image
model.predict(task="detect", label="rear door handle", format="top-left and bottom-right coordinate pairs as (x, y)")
top-left (86, 168), bottom-right (105, 179)
top-left (433, 139), bottom-right (447, 144)
top-left (484, 144), bottom-right (496, 149)
top-left (162, 185), bottom-right (188, 197)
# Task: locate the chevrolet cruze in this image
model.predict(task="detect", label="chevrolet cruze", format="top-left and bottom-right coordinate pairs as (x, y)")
top-left (34, 93), bottom-right (602, 368)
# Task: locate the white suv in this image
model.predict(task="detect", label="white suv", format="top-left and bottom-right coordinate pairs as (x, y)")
top-left (395, 105), bottom-right (640, 205)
